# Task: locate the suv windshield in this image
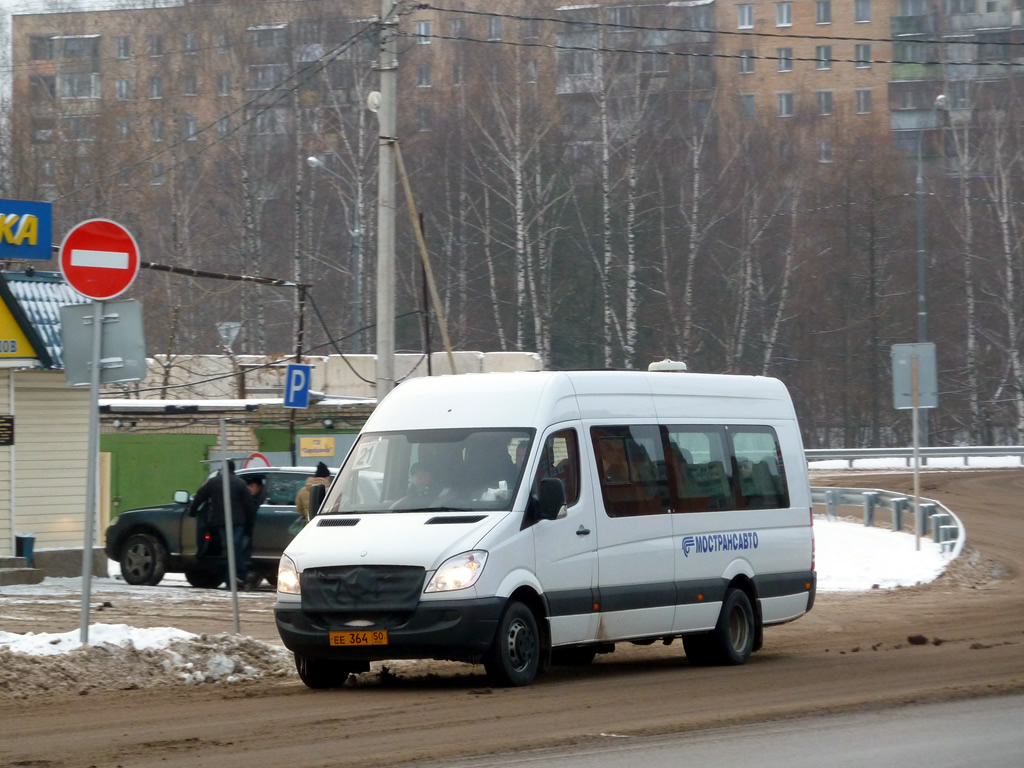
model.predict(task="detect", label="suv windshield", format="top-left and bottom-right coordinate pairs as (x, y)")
top-left (321, 428), bottom-right (533, 514)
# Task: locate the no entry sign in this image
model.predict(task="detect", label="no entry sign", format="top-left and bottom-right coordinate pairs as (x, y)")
top-left (59, 218), bottom-right (141, 301)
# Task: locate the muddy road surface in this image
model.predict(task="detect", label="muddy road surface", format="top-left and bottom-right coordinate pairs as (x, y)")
top-left (2, 469), bottom-right (1023, 768)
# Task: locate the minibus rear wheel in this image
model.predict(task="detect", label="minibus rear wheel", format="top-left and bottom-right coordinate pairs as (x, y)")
top-left (685, 588), bottom-right (755, 666)
top-left (484, 601), bottom-right (541, 686)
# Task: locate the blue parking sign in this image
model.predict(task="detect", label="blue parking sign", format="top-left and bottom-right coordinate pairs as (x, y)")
top-left (284, 363), bottom-right (312, 409)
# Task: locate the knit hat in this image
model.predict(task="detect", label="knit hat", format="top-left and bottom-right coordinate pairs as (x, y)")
top-left (315, 461), bottom-right (330, 478)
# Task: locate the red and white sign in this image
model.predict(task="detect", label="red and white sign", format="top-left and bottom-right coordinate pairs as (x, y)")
top-left (59, 218), bottom-right (141, 301)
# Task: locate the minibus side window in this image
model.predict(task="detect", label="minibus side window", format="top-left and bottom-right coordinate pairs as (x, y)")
top-left (591, 425), bottom-right (668, 517)
top-left (533, 429), bottom-right (580, 506)
top-left (664, 426), bottom-right (733, 512)
top-left (728, 426), bottom-right (790, 509)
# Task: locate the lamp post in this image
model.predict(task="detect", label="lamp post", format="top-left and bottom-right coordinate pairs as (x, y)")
top-left (306, 156), bottom-right (364, 352)
top-left (914, 93), bottom-right (947, 448)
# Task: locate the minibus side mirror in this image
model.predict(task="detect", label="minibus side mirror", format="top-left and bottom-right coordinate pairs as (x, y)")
top-left (308, 483), bottom-right (327, 519)
top-left (173, 490), bottom-right (190, 504)
top-left (535, 478), bottom-right (567, 521)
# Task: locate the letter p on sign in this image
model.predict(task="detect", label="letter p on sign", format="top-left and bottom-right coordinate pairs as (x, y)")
top-left (284, 363), bottom-right (312, 409)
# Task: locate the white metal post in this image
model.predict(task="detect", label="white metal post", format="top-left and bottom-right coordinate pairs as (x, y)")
top-left (79, 300), bottom-right (104, 644)
top-left (220, 418), bottom-right (240, 633)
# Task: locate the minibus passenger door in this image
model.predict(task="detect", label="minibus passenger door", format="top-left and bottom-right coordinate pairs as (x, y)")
top-left (531, 428), bottom-right (599, 646)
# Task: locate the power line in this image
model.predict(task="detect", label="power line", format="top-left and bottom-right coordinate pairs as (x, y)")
top-left (418, 4), bottom-right (1024, 51)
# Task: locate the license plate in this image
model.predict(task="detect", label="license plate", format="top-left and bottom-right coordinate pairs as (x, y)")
top-left (329, 630), bottom-right (388, 647)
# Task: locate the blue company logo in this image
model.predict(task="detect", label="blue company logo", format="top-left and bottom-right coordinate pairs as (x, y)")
top-left (681, 532), bottom-right (759, 557)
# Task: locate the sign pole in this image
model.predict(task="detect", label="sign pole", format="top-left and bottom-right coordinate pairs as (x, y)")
top-left (912, 355), bottom-right (921, 552)
top-left (79, 300), bottom-right (104, 644)
top-left (220, 418), bottom-right (241, 634)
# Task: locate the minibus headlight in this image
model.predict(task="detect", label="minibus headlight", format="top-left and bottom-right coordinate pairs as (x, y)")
top-left (425, 551), bottom-right (488, 593)
top-left (278, 554), bottom-right (300, 595)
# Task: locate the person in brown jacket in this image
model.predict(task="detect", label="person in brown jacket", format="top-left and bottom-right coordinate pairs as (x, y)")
top-left (296, 462), bottom-right (331, 520)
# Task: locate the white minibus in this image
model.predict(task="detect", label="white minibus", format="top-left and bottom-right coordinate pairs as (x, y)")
top-left (275, 370), bottom-right (816, 688)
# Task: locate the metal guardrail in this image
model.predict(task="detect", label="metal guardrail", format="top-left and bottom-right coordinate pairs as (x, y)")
top-left (810, 486), bottom-right (965, 558)
top-left (805, 445), bottom-right (1024, 468)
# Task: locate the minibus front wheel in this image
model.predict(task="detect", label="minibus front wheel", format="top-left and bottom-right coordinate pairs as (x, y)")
top-left (295, 654), bottom-right (363, 689)
top-left (484, 601), bottom-right (541, 687)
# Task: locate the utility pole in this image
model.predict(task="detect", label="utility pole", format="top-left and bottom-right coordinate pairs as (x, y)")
top-left (375, 1), bottom-right (398, 398)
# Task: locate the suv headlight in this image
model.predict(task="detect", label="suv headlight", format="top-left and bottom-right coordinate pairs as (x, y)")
top-left (278, 554), bottom-right (300, 595)
top-left (425, 551), bottom-right (488, 593)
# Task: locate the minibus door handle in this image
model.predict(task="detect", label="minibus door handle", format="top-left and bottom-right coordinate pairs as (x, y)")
top-left (576, 525), bottom-right (591, 536)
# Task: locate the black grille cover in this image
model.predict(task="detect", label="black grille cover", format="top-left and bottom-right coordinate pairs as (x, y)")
top-left (316, 517), bottom-right (360, 527)
top-left (300, 565), bottom-right (425, 612)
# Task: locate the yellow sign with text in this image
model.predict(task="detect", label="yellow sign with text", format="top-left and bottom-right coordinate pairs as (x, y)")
top-left (299, 436), bottom-right (336, 458)
top-left (0, 300), bottom-right (37, 359)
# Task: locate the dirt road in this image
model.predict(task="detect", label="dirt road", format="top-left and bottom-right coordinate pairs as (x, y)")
top-left (2, 470), bottom-right (1022, 768)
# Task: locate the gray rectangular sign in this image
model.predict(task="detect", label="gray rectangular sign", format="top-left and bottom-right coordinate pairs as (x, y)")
top-left (892, 343), bottom-right (937, 409)
top-left (60, 300), bottom-right (147, 386)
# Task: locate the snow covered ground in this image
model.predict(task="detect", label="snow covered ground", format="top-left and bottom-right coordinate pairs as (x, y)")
top-left (2, 454), bottom-right (992, 693)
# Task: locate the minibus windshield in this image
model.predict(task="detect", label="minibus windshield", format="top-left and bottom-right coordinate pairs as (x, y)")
top-left (320, 428), bottom-right (534, 514)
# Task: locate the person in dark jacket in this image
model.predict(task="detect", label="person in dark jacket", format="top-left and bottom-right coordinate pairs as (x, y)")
top-left (191, 460), bottom-right (253, 588)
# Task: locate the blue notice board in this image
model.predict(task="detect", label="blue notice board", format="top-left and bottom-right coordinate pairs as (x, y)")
top-left (0, 200), bottom-right (53, 261)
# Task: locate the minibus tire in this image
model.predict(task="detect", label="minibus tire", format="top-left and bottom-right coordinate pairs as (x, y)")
top-left (294, 654), bottom-right (352, 689)
top-left (712, 588), bottom-right (755, 665)
top-left (484, 601), bottom-right (541, 686)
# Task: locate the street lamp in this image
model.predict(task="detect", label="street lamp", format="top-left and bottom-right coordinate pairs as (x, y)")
top-left (914, 93), bottom-right (947, 448)
top-left (306, 156), bottom-right (364, 353)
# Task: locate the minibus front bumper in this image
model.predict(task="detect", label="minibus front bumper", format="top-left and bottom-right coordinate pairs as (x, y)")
top-left (274, 596), bottom-right (506, 663)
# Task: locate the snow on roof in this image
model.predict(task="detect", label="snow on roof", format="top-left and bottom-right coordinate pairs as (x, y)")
top-left (98, 395), bottom-right (376, 411)
top-left (1, 270), bottom-right (88, 369)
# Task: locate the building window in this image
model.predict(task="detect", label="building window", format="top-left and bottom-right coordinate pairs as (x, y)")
top-left (451, 18), bottom-right (466, 37)
top-left (778, 91), bottom-right (793, 117)
top-left (249, 26), bottom-right (287, 48)
top-left (739, 49), bottom-right (755, 74)
top-left (609, 6), bottom-right (635, 28)
top-left (148, 34), bottom-right (163, 56)
top-left (30, 36), bottom-right (54, 61)
top-left (642, 51), bottom-right (669, 74)
top-left (182, 74), bottom-right (197, 96)
top-left (947, 0), bottom-right (976, 13)
top-left (30, 75), bottom-right (55, 100)
top-left (776, 2), bottom-right (792, 26)
top-left (217, 73), bottom-right (231, 96)
top-left (523, 18), bottom-right (540, 39)
top-left (218, 116), bottom-right (231, 138)
top-left (416, 20), bottom-right (431, 43)
top-left (816, 0), bottom-right (832, 23)
top-left (216, 33), bottom-right (229, 53)
top-left (418, 105), bottom-right (433, 131)
top-left (856, 88), bottom-right (872, 114)
top-left (63, 115), bottom-right (94, 141)
top-left (738, 4), bottom-right (754, 28)
top-left (453, 60), bottom-right (465, 86)
top-left (298, 108), bottom-right (321, 134)
top-left (816, 45), bottom-right (832, 70)
top-left (60, 73), bottom-right (99, 99)
top-left (817, 90), bottom-right (833, 115)
top-left (525, 59), bottom-right (538, 83)
top-left (818, 139), bottom-right (834, 163)
top-left (740, 93), bottom-right (756, 118)
top-left (183, 116), bottom-right (198, 140)
top-left (115, 78), bottom-right (131, 100)
top-left (151, 162), bottom-right (164, 185)
top-left (248, 64), bottom-right (286, 90)
top-left (949, 80), bottom-right (969, 109)
top-left (183, 32), bottom-right (197, 54)
top-left (853, 44), bottom-right (871, 68)
top-left (417, 63), bottom-right (431, 87)
top-left (150, 116), bottom-right (164, 141)
top-left (488, 17), bottom-right (503, 40)
top-left (116, 118), bottom-right (131, 141)
top-left (777, 48), bottom-right (793, 72)
top-left (855, 0), bottom-right (871, 21)
top-left (116, 36), bottom-right (131, 59)
top-left (253, 107), bottom-right (287, 134)
top-left (149, 76), bottom-right (163, 99)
